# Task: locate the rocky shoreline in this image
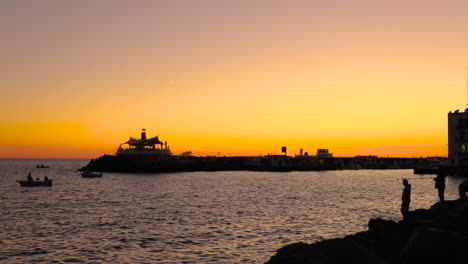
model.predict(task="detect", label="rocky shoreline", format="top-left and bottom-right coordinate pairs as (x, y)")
top-left (266, 198), bottom-right (468, 264)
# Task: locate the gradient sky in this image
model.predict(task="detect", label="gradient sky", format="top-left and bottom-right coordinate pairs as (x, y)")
top-left (1, 0), bottom-right (468, 158)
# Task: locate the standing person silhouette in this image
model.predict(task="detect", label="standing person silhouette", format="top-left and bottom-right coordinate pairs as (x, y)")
top-left (459, 180), bottom-right (468, 198)
top-left (434, 173), bottom-right (446, 202)
top-left (401, 179), bottom-right (411, 219)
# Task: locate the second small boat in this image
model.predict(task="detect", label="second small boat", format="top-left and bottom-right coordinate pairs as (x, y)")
top-left (81, 171), bottom-right (103, 178)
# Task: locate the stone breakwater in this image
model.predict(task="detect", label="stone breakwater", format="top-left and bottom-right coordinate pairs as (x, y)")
top-left (81, 154), bottom-right (427, 173)
top-left (266, 198), bottom-right (468, 264)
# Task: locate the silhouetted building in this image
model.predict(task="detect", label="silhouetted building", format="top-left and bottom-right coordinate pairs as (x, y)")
top-left (448, 109), bottom-right (468, 166)
top-left (317, 149), bottom-right (333, 158)
top-left (116, 128), bottom-right (172, 157)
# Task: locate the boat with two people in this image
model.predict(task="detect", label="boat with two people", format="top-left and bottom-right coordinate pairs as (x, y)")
top-left (36, 164), bottom-right (49, 168)
top-left (17, 172), bottom-right (52, 187)
top-left (81, 171), bottom-right (103, 178)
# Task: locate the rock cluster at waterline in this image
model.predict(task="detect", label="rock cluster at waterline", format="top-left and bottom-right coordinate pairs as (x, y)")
top-left (266, 198), bottom-right (468, 264)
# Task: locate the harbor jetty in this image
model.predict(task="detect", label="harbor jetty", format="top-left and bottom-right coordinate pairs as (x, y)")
top-left (81, 154), bottom-right (432, 173)
top-left (80, 129), bottom-right (444, 173)
top-left (266, 198), bottom-right (468, 264)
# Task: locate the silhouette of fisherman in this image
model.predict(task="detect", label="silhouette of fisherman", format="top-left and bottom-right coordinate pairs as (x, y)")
top-left (434, 173), bottom-right (447, 202)
top-left (459, 180), bottom-right (468, 198)
top-left (27, 172), bottom-right (33, 181)
top-left (401, 179), bottom-right (411, 219)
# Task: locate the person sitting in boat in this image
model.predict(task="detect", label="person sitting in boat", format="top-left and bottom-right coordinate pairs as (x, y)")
top-left (44, 176), bottom-right (49, 182)
top-left (27, 172), bottom-right (33, 181)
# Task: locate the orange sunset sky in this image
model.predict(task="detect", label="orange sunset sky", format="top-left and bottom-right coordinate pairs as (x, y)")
top-left (1, 0), bottom-right (468, 158)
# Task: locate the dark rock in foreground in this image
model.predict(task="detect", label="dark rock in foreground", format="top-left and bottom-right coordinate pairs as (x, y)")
top-left (266, 198), bottom-right (468, 264)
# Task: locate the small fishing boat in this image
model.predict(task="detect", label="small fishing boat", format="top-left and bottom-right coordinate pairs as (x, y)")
top-left (17, 179), bottom-right (53, 187)
top-left (36, 164), bottom-right (49, 168)
top-left (81, 171), bottom-right (103, 178)
top-left (413, 166), bottom-right (439, 175)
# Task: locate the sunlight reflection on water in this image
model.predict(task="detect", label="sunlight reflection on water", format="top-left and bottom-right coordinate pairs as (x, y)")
top-left (0, 159), bottom-right (464, 263)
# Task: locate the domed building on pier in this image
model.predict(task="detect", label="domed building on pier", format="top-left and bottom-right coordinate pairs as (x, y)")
top-left (116, 129), bottom-right (172, 157)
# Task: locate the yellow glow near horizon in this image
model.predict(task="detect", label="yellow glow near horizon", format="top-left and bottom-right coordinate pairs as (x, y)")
top-left (0, 123), bottom-right (448, 158)
top-left (1, 1), bottom-right (467, 158)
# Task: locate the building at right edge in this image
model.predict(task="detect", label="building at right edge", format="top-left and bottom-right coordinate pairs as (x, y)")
top-left (448, 109), bottom-right (468, 167)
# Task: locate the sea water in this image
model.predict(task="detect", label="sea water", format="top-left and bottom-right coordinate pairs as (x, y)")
top-left (0, 159), bottom-right (464, 263)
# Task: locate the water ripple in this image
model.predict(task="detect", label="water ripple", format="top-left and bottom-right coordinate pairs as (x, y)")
top-left (1, 160), bottom-right (465, 263)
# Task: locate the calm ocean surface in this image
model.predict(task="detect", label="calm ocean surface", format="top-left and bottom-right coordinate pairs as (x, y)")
top-left (0, 159), bottom-right (464, 263)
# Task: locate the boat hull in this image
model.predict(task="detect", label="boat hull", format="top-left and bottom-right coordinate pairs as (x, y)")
top-left (17, 180), bottom-right (52, 187)
top-left (81, 172), bottom-right (103, 178)
top-left (413, 167), bottom-right (439, 175)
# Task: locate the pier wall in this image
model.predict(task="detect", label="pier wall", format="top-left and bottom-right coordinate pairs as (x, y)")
top-left (81, 155), bottom-right (435, 173)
